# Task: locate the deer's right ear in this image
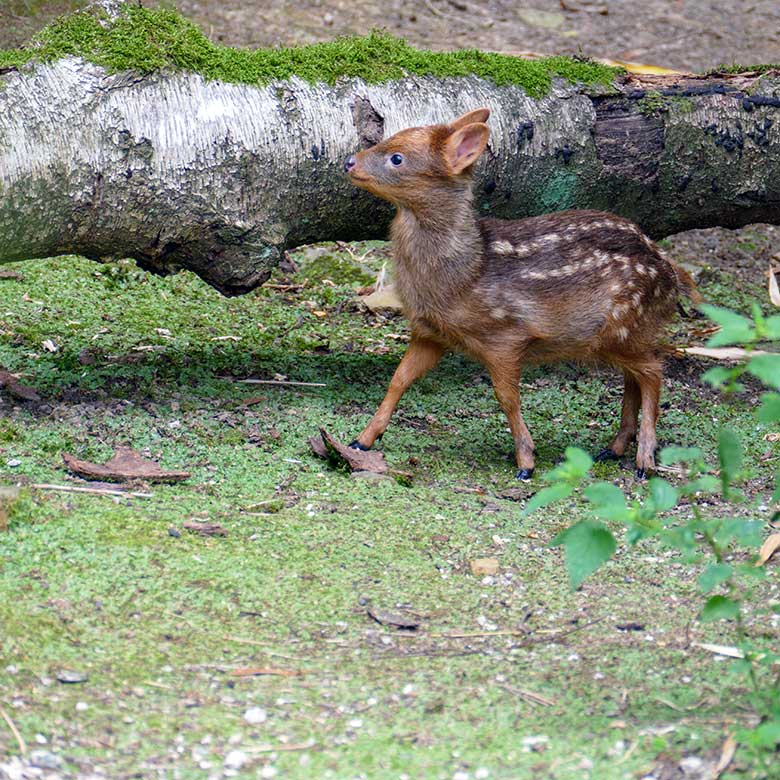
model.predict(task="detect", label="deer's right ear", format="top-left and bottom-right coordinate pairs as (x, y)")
top-left (448, 108), bottom-right (491, 132)
top-left (443, 122), bottom-right (490, 174)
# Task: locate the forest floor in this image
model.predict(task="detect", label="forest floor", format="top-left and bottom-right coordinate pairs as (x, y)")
top-left (1, 2), bottom-right (780, 780)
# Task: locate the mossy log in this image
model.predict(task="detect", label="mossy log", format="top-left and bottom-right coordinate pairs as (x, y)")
top-left (1, 11), bottom-right (779, 294)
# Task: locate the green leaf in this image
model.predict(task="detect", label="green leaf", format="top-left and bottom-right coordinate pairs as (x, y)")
top-left (700, 304), bottom-right (755, 346)
top-left (659, 446), bottom-right (703, 466)
top-left (551, 520), bottom-right (617, 589)
top-left (521, 483), bottom-right (573, 517)
top-left (751, 720), bottom-right (780, 747)
top-left (713, 518), bottom-right (764, 548)
top-left (700, 594), bottom-right (740, 622)
top-left (584, 482), bottom-right (631, 521)
top-left (762, 314), bottom-right (780, 340)
top-left (758, 392), bottom-right (780, 422)
top-left (701, 366), bottom-right (739, 389)
top-left (747, 354), bottom-right (780, 389)
top-left (583, 482), bottom-right (624, 506)
top-left (697, 563), bottom-right (732, 593)
top-left (680, 475), bottom-right (720, 495)
top-left (648, 478), bottom-right (678, 513)
top-left (718, 428), bottom-right (742, 495)
top-left (548, 447), bottom-right (593, 482)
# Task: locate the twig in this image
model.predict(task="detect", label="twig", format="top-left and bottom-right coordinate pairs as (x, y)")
top-left (30, 483), bottom-right (153, 498)
top-left (498, 684), bottom-right (556, 706)
top-left (223, 636), bottom-right (303, 660)
top-left (0, 704), bottom-right (26, 755)
top-left (237, 379), bottom-right (327, 388)
top-left (245, 741), bottom-right (317, 754)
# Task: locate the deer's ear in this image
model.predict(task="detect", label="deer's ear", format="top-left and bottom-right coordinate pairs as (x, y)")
top-left (443, 122), bottom-right (489, 174)
top-left (448, 108), bottom-right (491, 132)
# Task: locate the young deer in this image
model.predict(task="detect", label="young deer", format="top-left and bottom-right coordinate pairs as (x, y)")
top-left (343, 108), bottom-right (699, 479)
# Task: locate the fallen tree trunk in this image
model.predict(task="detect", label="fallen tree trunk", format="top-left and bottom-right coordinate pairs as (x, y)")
top-left (1, 17), bottom-right (779, 294)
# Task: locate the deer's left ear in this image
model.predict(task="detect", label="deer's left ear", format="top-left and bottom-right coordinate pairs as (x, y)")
top-left (448, 108), bottom-right (491, 132)
top-left (443, 122), bottom-right (490, 174)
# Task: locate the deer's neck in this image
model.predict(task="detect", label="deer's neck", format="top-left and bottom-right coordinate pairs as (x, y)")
top-left (390, 192), bottom-right (483, 320)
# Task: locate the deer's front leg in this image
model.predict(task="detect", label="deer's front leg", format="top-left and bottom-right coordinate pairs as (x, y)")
top-left (350, 337), bottom-right (445, 450)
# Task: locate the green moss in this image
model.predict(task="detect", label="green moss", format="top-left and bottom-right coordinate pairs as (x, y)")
top-left (0, 3), bottom-right (621, 97)
top-left (711, 62), bottom-right (780, 75)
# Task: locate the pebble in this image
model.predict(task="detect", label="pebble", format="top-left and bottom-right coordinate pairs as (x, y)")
top-left (680, 756), bottom-right (704, 772)
top-left (224, 750), bottom-right (248, 770)
top-left (244, 707), bottom-right (267, 725)
top-left (29, 750), bottom-right (62, 770)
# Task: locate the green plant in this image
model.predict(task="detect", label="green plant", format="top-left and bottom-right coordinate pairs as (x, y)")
top-left (523, 302), bottom-right (780, 768)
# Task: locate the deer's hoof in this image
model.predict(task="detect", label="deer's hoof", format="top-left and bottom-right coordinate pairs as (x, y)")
top-left (595, 448), bottom-right (619, 462)
top-left (635, 467), bottom-right (647, 480)
top-left (348, 440), bottom-right (370, 451)
top-left (515, 468), bottom-right (535, 482)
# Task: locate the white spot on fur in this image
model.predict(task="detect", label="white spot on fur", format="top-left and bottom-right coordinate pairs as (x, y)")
top-left (632, 292), bottom-right (642, 306)
top-left (616, 326), bottom-right (629, 341)
top-left (492, 240), bottom-right (514, 255)
top-left (648, 266), bottom-right (658, 279)
top-left (635, 264), bottom-right (647, 276)
top-left (491, 307), bottom-right (507, 320)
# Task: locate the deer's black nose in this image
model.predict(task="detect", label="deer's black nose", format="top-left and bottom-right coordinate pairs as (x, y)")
top-left (343, 155), bottom-right (357, 172)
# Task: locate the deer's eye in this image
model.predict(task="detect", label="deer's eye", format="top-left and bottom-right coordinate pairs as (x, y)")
top-left (389, 153), bottom-right (404, 166)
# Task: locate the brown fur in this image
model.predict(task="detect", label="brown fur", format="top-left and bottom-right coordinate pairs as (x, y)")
top-left (345, 108), bottom-right (699, 478)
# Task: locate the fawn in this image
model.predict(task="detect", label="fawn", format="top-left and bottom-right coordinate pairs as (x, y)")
top-left (343, 108), bottom-right (699, 479)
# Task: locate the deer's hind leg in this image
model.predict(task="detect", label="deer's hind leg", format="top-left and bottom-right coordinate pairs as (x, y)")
top-left (596, 371), bottom-right (640, 462)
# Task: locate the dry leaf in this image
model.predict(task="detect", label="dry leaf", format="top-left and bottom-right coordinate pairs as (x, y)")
top-left (42, 339), bottom-right (58, 353)
top-left (182, 521), bottom-right (227, 537)
top-left (714, 735), bottom-right (737, 779)
top-left (756, 533), bottom-right (780, 566)
top-left (309, 429), bottom-right (388, 474)
top-left (360, 284), bottom-right (403, 313)
top-left (470, 558), bottom-right (499, 576)
top-left (62, 447), bottom-right (190, 483)
top-left (231, 667), bottom-right (303, 678)
top-left (682, 346), bottom-right (774, 360)
top-left (770, 264), bottom-right (780, 307)
top-left (692, 642), bottom-right (744, 659)
top-left (0, 369), bottom-right (40, 402)
top-left (366, 606), bottom-right (420, 630)
top-left (764, 432), bottom-right (780, 442)
top-left (0, 269), bottom-right (24, 281)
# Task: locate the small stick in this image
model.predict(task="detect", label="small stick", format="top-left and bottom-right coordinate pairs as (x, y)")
top-left (30, 483), bottom-right (153, 498)
top-left (237, 379), bottom-right (326, 387)
top-left (223, 636), bottom-right (303, 660)
top-left (498, 684), bottom-right (556, 707)
top-left (0, 704), bottom-right (27, 755)
top-left (245, 741), bottom-right (317, 754)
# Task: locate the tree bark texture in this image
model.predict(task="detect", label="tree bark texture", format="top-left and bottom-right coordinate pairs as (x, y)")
top-left (1, 59), bottom-right (779, 294)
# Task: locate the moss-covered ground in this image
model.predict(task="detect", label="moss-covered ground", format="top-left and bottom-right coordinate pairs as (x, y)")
top-left (0, 3), bottom-right (620, 97)
top-left (0, 230), bottom-right (778, 779)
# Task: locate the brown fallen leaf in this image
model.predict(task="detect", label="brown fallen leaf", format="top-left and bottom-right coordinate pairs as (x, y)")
top-left (0, 369), bottom-right (40, 402)
top-left (231, 667), bottom-right (303, 678)
top-left (764, 432), bottom-right (780, 442)
top-left (62, 447), bottom-right (190, 484)
top-left (309, 429), bottom-right (388, 474)
top-left (0, 269), bottom-right (24, 281)
top-left (470, 558), bottom-right (499, 576)
top-left (182, 521), bottom-right (227, 537)
top-left (714, 735), bottom-right (737, 779)
top-left (756, 533), bottom-right (780, 566)
top-left (367, 606), bottom-right (420, 630)
top-left (359, 283), bottom-right (403, 313)
top-left (770, 264), bottom-right (780, 308)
